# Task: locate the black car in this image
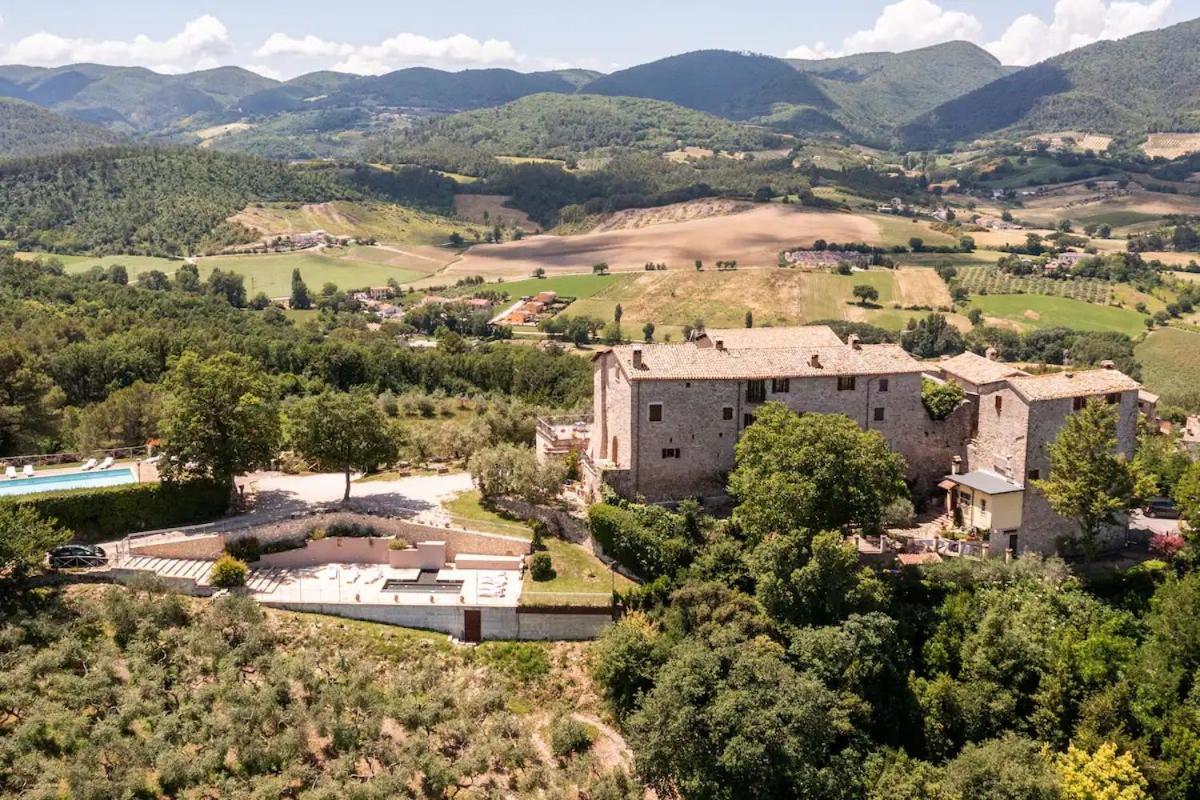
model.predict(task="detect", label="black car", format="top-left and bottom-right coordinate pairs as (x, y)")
top-left (48, 544), bottom-right (108, 569)
top-left (1144, 498), bottom-right (1180, 519)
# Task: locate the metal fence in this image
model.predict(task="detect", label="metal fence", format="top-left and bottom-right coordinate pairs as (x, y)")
top-left (0, 445), bottom-right (150, 469)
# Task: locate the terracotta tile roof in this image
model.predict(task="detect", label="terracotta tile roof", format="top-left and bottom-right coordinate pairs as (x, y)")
top-left (1008, 369), bottom-right (1141, 401)
top-left (939, 352), bottom-right (1029, 386)
top-left (694, 326), bottom-right (844, 349)
top-left (613, 342), bottom-right (927, 381)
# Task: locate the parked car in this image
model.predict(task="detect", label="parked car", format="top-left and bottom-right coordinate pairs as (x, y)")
top-left (1144, 498), bottom-right (1180, 519)
top-left (48, 544), bottom-right (108, 569)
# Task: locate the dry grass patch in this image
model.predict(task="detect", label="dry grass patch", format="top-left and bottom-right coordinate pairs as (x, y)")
top-left (1142, 133), bottom-right (1200, 160)
top-left (452, 194), bottom-right (539, 232)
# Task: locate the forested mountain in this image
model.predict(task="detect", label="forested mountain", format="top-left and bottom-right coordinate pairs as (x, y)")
top-left (0, 148), bottom-right (455, 256)
top-left (0, 98), bottom-right (124, 158)
top-left (367, 93), bottom-right (790, 159)
top-left (235, 71), bottom-right (360, 115)
top-left (322, 67), bottom-right (587, 112)
top-left (902, 17), bottom-right (1200, 148)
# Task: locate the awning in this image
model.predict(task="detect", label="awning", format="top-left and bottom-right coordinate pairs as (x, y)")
top-left (937, 479), bottom-right (957, 491)
top-left (943, 470), bottom-right (1024, 495)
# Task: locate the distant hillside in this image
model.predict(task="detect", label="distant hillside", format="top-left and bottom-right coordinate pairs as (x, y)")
top-left (366, 93), bottom-right (790, 160)
top-left (0, 99), bottom-right (124, 158)
top-left (790, 41), bottom-right (1014, 140)
top-left (901, 18), bottom-right (1200, 148)
top-left (583, 50), bottom-right (834, 122)
top-left (236, 72), bottom-right (360, 115)
top-left (323, 67), bottom-right (581, 112)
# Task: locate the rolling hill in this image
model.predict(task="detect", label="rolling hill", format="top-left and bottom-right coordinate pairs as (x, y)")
top-left (322, 67), bottom-right (590, 112)
top-left (901, 17), bottom-right (1200, 148)
top-left (0, 98), bottom-right (124, 158)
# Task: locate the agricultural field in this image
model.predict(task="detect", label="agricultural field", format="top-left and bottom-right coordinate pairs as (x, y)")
top-left (452, 194), bottom-right (540, 232)
top-left (481, 273), bottom-right (625, 300)
top-left (230, 201), bottom-right (484, 245)
top-left (1141, 133), bottom-right (1200, 160)
top-left (970, 294), bottom-right (1147, 337)
top-left (1136, 326), bottom-right (1200, 408)
top-left (196, 246), bottom-right (439, 296)
top-left (443, 206), bottom-right (956, 281)
top-left (1015, 186), bottom-right (1200, 233)
top-left (564, 267), bottom-right (955, 336)
top-left (17, 251), bottom-right (182, 272)
top-left (955, 266), bottom-right (1114, 303)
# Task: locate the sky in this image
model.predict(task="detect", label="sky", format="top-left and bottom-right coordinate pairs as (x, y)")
top-left (0, 0), bottom-right (1196, 80)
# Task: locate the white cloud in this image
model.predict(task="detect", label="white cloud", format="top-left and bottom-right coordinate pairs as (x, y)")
top-left (786, 0), bottom-right (1172, 65)
top-left (787, 0), bottom-right (982, 59)
top-left (2, 15), bottom-right (231, 72)
top-left (254, 30), bottom-right (544, 74)
top-left (986, 0), bottom-right (1173, 65)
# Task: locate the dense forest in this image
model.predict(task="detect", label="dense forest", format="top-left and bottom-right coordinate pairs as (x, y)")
top-left (0, 254), bottom-right (591, 456)
top-left (0, 98), bottom-right (123, 159)
top-left (0, 148), bottom-right (458, 256)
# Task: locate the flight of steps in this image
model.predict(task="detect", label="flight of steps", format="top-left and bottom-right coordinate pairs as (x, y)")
top-left (112, 553), bottom-right (289, 597)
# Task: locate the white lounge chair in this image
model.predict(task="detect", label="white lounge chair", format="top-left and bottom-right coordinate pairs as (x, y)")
top-left (4, 466), bottom-right (15, 479)
top-left (80, 458), bottom-right (97, 471)
top-left (142, 455), bottom-right (161, 465)
top-left (97, 456), bottom-right (115, 471)
top-left (22, 465), bottom-right (34, 478)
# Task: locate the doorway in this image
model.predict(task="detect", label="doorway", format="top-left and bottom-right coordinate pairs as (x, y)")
top-left (462, 609), bottom-right (482, 643)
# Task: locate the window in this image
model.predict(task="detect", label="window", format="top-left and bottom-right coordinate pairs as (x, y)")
top-left (873, 407), bottom-right (885, 422)
top-left (648, 403), bottom-right (663, 422)
top-left (722, 406), bottom-right (734, 421)
top-left (1073, 396), bottom-right (1088, 411)
top-left (994, 395), bottom-right (1003, 414)
top-left (1106, 392), bottom-right (1121, 405)
top-left (661, 448), bottom-right (681, 459)
top-left (878, 378), bottom-right (889, 393)
top-left (743, 413), bottom-right (755, 428)
top-left (747, 380), bottom-right (766, 403)
top-left (837, 376), bottom-right (857, 391)
top-left (980, 498), bottom-right (988, 512)
top-left (772, 378), bottom-right (790, 394)
top-left (1028, 469), bottom-right (1040, 480)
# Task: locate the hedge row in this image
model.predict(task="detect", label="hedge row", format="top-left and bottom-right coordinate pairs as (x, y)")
top-left (587, 503), bottom-right (691, 581)
top-left (1, 480), bottom-right (229, 542)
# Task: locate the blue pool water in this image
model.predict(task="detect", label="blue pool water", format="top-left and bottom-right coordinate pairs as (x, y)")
top-left (0, 467), bottom-right (137, 497)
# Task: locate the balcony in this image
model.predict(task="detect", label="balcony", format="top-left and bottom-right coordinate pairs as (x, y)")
top-left (535, 413), bottom-right (593, 460)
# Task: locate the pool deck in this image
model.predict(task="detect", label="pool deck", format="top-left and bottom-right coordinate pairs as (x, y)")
top-left (0, 463), bottom-right (146, 497)
top-left (248, 563), bottom-right (522, 608)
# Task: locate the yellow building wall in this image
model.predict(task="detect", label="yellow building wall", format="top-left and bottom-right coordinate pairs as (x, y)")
top-left (962, 490), bottom-right (1023, 532)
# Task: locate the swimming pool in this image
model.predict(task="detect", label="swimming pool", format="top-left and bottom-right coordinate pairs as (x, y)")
top-left (0, 467), bottom-right (137, 497)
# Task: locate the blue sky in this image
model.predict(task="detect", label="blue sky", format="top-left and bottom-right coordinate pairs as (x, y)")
top-left (0, 0), bottom-right (1196, 78)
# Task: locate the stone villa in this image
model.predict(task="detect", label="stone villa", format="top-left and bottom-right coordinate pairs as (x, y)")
top-left (544, 325), bottom-right (1145, 557)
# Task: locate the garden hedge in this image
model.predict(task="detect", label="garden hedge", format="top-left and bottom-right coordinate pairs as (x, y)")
top-left (1, 480), bottom-right (229, 542)
top-left (587, 503), bottom-right (691, 580)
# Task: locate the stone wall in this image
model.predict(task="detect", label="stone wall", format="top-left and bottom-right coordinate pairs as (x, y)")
top-left (493, 497), bottom-right (589, 544)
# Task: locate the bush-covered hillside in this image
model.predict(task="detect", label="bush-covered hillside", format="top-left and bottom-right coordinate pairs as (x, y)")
top-left (0, 148), bottom-right (457, 256)
top-left (0, 98), bottom-right (124, 158)
top-left (369, 93), bottom-right (789, 158)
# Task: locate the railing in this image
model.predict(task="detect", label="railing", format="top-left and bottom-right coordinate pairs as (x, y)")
top-left (0, 445), bottom-right (150, 469)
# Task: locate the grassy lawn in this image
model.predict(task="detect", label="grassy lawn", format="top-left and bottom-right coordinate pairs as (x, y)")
top-left (488, 273), bottom-right (626, 300)
top-left (443, 490), bottom-right (535, 539)
top-left (521, 538), bottom-right (635, 607)
top-left (1136, 326), bottom-right (1200, 407)
top-left (19, 252), bottom-right (181, 271)
top-left (971, 294), bottom-right (1147, 337)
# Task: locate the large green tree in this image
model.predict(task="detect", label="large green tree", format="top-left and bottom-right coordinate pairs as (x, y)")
top-left (729, 403), bottom-right (908, 538)
top-left (159, 351), bottom-right (280, 494)
top-left (1033, 399), bottom-right (1148, 558)
top-left (0, 342), bottom-right (62, 457)
top-left (285, 390), bottom-right (398, 501)
top-left (0, 505), bottom-right (70, 577)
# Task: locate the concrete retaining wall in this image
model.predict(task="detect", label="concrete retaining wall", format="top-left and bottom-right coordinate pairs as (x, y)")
top-left (493, 497), bottom-right (590, 544)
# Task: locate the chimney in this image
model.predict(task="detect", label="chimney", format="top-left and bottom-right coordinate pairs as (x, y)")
top-left (632, 346), bottom-right (643, 369)
top-left (985, 347), bottom-right (997, 361)
top-left (951, 456), bottom-right (962, 475)
top-left (810, 353), bottom-right (822, 368)
top-left (847, 334), bottom-right (861, 350)
top-left (1100, 359), bottom-right (1115, 370)
top-left (715, 339), bottom-right (725, 352)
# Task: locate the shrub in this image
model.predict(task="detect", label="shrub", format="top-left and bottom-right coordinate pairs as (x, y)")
top-left (469, 443), bottom-right (567, 504)
top-left (326, 522), bottom-right (374, 538)
top-left (475, 642), bottom-right (550, 681)
top-left (0, 479), bottom-right (228, 542)
top-left (210, 555), bottom-right (248, 588)
top-left (587, 502), bottom-right (692, 580)
top-left (530, 552), bottom-right (554, 581)
top-left (548, 716), bottom-right (595, 758)
top-left (309, 527), bottom-right (328, 540)
top-left (387, 537), bottom-right (411, 550)
top-left (1151, 532), bottom-right (1186, 559)
top-left (225, 536), bottom-right (261, 562)
top-left (922, 379), bottom-right (966, 420)
top-left (882, 496), bottom-right (917, 529)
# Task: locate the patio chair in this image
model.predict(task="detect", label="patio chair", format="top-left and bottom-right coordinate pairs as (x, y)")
top-left (4, 465), bottom-right (16, 479)
top-left (22, 464), bottom-right (34, 478)
top-left (97, 456), bottom-right (115, 470)
top-left (80, 458), bottom-right (97, 471)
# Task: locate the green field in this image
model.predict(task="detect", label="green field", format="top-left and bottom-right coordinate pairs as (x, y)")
top-left (520, 538), bottom-right (634, 607)
top-left (197, 248), bottom-right (435, 296)
top-left (19, 252), bottom-right (181, 271)
top-left (1136, 326), bottom-right (1200, 408)
top-left (1071, 210), bottom-right (1164, 229)
top-left (971, 294), bottom-right (1146, 336)
top-left (489, 273), bottom-right (625, 300)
